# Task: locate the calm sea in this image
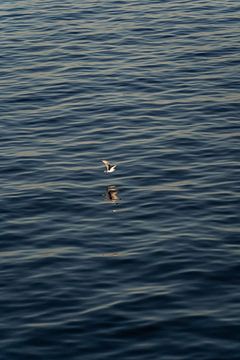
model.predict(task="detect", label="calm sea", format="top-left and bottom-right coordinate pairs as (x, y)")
top-left (1, 1), bottom-right (240, 359)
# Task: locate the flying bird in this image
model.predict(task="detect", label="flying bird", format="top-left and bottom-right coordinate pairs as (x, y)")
top-left (102, 160), bottom-right (117, 173)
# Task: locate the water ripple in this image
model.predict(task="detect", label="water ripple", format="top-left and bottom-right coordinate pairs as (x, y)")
top-left (1, 0), bottom-right (240, 359)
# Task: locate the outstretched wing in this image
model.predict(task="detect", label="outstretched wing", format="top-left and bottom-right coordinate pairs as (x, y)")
top-left (111, 165), bottom-right (117, 172)
top-left (102, 160), bottom-right (110, 171)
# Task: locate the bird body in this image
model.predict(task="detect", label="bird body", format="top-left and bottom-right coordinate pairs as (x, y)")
top-left (102, 160), bottom-right (117, 173)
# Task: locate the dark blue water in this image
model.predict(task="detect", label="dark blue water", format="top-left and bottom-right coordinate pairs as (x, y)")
top-left (1, 1), bottom-right (240, 359)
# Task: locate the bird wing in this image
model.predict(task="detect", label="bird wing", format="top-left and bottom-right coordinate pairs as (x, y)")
top-left (102, 160), bottom-right (110, 171)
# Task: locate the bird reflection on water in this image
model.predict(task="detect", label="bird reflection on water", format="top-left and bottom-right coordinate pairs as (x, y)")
top-left (105, 185), bottom-right (120, 204)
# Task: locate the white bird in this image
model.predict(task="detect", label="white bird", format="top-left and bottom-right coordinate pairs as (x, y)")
top-left (102, 160), bottom-right (117, 173)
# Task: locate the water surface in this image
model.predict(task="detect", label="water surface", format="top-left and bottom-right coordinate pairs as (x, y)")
top-left (1, 1), bottom-right (240, 359)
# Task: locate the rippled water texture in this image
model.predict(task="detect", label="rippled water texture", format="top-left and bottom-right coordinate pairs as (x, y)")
top-left (1, 1), bottom-right (240, 359)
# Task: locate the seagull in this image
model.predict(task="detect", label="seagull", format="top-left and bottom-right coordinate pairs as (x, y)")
top-left (102, 160), bottom-right (117, 173)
